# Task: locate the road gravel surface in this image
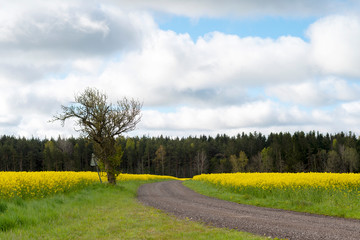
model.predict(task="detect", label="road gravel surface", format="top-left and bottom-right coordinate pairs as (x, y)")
top-left (137, 180), bottom-right (360, 240)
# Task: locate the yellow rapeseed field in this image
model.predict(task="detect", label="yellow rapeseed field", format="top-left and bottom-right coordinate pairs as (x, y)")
top-left (0, 171), bottom-right (178, 199)
top-left (117, 173), bottom-right (179, 181)
top-left (193, 172), bottom-right (360, 192)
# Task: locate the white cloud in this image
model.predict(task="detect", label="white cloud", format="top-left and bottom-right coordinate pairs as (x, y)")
top-left (16, 113), bottom-right (78, 139)
top-left (266, 78), bottom-right (360, 107)
top-left (1, 1), bottom-right (360, 138)
top-left (129, 100), bottom-right (360, 137)
top-left (140, 101), bottom-right (311, 132)
top-left (307, 15), bottom-right (360, 77)
top-left (98, 30), bottom-right (310, 107)
top-left (71, 58), bottom-right (104, 74)
top-left (105, 0), bottom-right (358, 18)
top-left (74, 14), bottom-right (110, 37)
top-left (341, 101), bottom-right (360, 113)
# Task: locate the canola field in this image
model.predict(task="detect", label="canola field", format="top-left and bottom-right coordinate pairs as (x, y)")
top-left (193, 172), bottom-right (360, 209)
top-left (3, 171), bottom-right (360, 203)
top-left (193, 172), bottom-right (360, 192)
top-left (0, 171), bottom-right (178, 199)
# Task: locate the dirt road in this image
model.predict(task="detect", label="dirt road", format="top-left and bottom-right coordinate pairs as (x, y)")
top-left (137, 181), bottom-right (360, 240)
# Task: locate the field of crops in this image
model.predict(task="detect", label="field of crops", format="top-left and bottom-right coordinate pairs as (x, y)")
top-left (191, 172), bottom-right (360, 218)
top-left (193, 172), bottom-right (360, 199)
top-left (193, 172), bottom-right (360, 192)
top-left (0, 171), bottom-right (178, 199)
top-left (1, 171), bottom-right (360, 238)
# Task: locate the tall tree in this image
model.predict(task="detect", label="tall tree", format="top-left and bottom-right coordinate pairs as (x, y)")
top-left (343, 147), bottom-right (359, 172)
top-left (230, 151), bottom-right (248, 172)
top-left (154, 145), bottom-right (166, 175)
top-left (326, 150), bottom-right (341, 172)
top-left (195, 149), bottom-right (207, 174)
top-left (43, 140), bottom-right (56, 170)
top-left (52, 87), bottom-right (142, 184)
top-left (261, 147), bottom-right (273, 172)
top-left (125, 138), bottom-right (136, 173)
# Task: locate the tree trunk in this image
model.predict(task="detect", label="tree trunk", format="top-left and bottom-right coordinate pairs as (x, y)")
top-left (107, 171), bottom-right (116, 184)
top-left (105, 161), bottom-right (116, 184)
top-left (161, 156), bottom-right (164, 175)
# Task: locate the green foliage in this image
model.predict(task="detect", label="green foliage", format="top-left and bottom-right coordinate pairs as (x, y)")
top-left (154, 145), bottom-right (166, 175)
top-left (124, 138), bottom-right (136, 172)
top-left (106, 141), bottom-right (124, 177)
top-left (327, 150), bottom-right (341, 172)
top-left (229, 151), bottom-right (249, 172)
top-left (96, 139), bottom-right (124, 181)
top-left (0, 202), bottom-right (7, 213)
top-left (52, 87), bottom-right (142, 184)
top-left (260, 147), bottom-right (273, 172)
top-left (1, 131), bottom-right (360, 177)
top-left (343, 147), bottom-right (359, 172)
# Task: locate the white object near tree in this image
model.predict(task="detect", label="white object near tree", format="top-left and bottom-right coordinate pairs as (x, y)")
top-left (91, 153), bottom-right (102, 183)
top-left (90, 153), bottom-right (98, 166)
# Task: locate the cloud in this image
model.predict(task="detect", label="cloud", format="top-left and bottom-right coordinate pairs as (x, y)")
top-left (98, 30), bottom-right (310, 107)
top-left (339, 101), bottom-right (360, 126)
top-left (140, 101), bottom-right (311, 131)
top-left (0, 2), bottom-right (157, 85)
top-left (0, 2), bottom-right (154, 56)
top-left (1, 1), bottom-right (360, 138)
top-left (307, 15), bottom-right (360, 77)
top-left (15, 113), bottom-right (78, 139)
top-left (266, 78), bottom-right (360, 107)
top-left (132, 99), bottom-right (360, 137)
top-left (105, 0), bottom-right (358, 18)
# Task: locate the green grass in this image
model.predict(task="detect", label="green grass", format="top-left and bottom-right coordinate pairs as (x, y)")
top-left (0, 181), bottom-right (270, 240)
top-left (183, 180), bottom-right (360, 219)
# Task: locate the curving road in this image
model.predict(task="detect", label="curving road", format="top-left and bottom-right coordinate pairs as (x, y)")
top-left (137, 181), bottom-right (360, 240)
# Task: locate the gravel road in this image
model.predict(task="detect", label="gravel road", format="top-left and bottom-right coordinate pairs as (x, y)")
top-left (137, 180), bottom-right (360, 240)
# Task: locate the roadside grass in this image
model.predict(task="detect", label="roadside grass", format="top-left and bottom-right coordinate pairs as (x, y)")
top-left (0, 181), bottom-right (270, 240)
top-left (183, 180), bottom-right (360, 219)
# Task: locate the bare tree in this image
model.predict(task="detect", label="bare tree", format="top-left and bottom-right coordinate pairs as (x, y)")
top-left (343, 147), bottom-right (359, 172)
top-left (52, 87), bottom-right (142, 184)
top-left (195, 150), bottom-right (207, 174)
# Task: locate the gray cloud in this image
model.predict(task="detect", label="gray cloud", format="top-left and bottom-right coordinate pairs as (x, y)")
top-left (8, 92), bottom-right (62, 115)
top-left (178, 87), bottom-right (250, 107)
top-left (0, 63), bottom-right (61, 82)
top-left (0, 3), bottom-right (156, 85)
top-left (1, 7), bottom-right (144, 57)
top-left (0, 115), bottom-right (22, 128)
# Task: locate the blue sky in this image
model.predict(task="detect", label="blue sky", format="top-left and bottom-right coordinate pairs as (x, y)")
top-left (159, 16), bottom-right (316, 40)
top-left (1, 0), bottom-right (360, 138)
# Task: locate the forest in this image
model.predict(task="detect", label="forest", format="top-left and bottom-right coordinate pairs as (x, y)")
top-left (0, 131), bottom-right (359, 177)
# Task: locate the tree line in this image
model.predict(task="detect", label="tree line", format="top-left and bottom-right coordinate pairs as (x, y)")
top-left (0, 131), bottom-right (359, 177)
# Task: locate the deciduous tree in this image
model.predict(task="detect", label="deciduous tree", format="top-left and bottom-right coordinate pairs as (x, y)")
top-left (195, 150), bottom-right (207, 174)
top-left (155, 145), bottom-right (166, 175)
top-left (230, 151), bottom-right (248, 172)
top-left (52, 87), bottom-right (141, 184)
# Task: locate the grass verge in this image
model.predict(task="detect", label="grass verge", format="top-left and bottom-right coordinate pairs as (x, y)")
top-left (0, 181), bottom-right (270, 240)
top-left (183, 180), bottom-right (360, 219)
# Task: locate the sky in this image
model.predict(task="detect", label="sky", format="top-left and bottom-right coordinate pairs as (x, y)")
top-left (1, 0), bottom-right (360, 139)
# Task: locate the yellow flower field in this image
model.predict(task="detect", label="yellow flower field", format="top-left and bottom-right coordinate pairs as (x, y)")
top-left (189, 172), bottom-right (360, 219)
top-left (0, 171), bottom-right (178, 199)
top-left (117, 173), bottom-right (179, 181)
top-left (193, 172), bottom-right (360, 193)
